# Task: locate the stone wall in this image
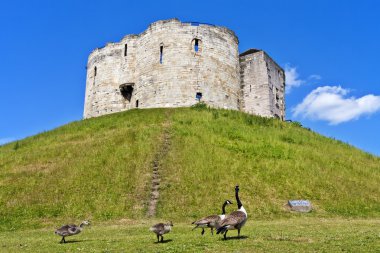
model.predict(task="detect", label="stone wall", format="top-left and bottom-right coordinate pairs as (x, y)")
top-left (239, 49), bottom-right (285, 119)
top-left (83, 19), bottom-right (285, 120)
top-left (84, 19), bottom-right (240, 118)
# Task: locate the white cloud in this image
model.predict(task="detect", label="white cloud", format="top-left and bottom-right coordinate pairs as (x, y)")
top-left (285, 65), bottom-right (304, 93)
top-left (308, 74), bottom-right (322, 81)
top-left (285, 65), bottom-right (321, 93)
top-left (292, 86), bottom-right (380, 125)
top-left (0, 137), bottom-right (14, 145)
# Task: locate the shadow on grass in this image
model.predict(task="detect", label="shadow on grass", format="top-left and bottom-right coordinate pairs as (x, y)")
top-left (61, 238), bottom-right (125, 244)
top-left (154, 239), bottom-right (173, 244)
top-left (221, 235), bottom-right (249, 241)
top-left (60, 240), bottom-right (84, 244)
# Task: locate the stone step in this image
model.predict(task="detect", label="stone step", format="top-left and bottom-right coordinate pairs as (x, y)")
top-left (152, 179), bottom-right (160, 185)
top-left (151, 191), bottom-right (159, 198)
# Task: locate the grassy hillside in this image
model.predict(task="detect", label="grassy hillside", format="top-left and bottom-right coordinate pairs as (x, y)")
top-left (0, 106), bottom-right (379, 230)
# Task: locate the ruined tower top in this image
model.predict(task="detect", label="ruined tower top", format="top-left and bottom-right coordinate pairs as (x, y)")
top-left (84, 19), bottom-right (285, 120)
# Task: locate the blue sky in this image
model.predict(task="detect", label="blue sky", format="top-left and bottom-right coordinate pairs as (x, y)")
top-left (1, 0), bottom-right (379, 156)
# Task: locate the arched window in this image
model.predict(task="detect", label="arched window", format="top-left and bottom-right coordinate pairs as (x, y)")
top-left (192, 38), bottom-right (202, 53)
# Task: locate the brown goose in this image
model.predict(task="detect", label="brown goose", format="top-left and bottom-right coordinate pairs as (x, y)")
top-left (216, 185), bottom-right (247, 239)
top-left (150, 221), bottom-right (173, 242)
top-left (54, 220), bottom-right (90, 243)
top-left (192, 200), bottom-right (233, 235)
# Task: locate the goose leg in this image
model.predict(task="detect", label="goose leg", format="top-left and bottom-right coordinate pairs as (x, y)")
top-left (201, 228), bottom-right (205, 235)
top-left (60, 237), bottom-right (65, 243)
top-left (160, 235), bottom-right (164, 242)
top-left (211, 228), bottom-right (214, 235)
top-left (224, 230), bottom-right (228, 240)
top-left (238, 228), bottom-right (241, 237)
top-left (157, 234), bottom-right (159, 242)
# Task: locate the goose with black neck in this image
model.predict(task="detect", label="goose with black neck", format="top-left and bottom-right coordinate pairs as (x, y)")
top-left (192, 199), bottom-right (233, 235)
top-left (216, 185), bottom-right (248, 239)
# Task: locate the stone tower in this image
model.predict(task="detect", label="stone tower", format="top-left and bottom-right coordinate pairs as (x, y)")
top-left (84, 19), bottom-right (285, 120)
top-left (240, 49), bottom-right (285, 119)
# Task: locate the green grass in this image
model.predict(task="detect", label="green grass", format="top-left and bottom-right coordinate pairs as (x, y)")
top-left (0, 107), bottom-right (379, 234)
top-left (0, 219), bottom-right (379, 252)
top-left (0, 109), bottom-right (167, 229)
top-left (158, 107), bottom-right (380, 220)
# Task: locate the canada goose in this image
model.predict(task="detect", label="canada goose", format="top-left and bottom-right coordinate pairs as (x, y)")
top-left (54, 220), bottom-right (91, 243)
top-left (192, 200), bottom-right (233, 235)
top-left (216, 185), bottom-right (247, 239)
top-left (150, 221), bottom-right (173, 242)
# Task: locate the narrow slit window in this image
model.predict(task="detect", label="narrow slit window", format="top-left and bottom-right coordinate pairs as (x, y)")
top-left (94, 66), bottom-right (97, 76)
top-left (136, 99), bottom-right (139, 108)
top-left (160, 45), bottom-right (163, 64)
top-left (194, 39), bottom-right (199, 52)
top-left (124, 44), bottom-right (128, 57)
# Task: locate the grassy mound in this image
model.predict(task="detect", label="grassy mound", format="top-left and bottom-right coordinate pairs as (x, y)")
top-left (0, 107), bottom-right (379, 230)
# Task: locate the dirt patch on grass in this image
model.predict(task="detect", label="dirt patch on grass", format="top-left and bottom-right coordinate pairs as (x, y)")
top-left (147, 113), bottom-right (172, 217)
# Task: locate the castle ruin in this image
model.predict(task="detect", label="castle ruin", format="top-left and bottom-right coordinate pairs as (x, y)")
top-left (84, 19), bottom-right (285, 119)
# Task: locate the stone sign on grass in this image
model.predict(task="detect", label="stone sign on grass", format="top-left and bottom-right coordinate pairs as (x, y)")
top-left (288, 200), bottom-right (312, 213)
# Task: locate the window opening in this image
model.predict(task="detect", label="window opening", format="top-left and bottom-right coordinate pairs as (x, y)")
top-left (136, 99), bottom-right (139, 108)
top-left (94, 66), bottom-right (97, 76)
top-left (196, 92), bottom-right (202, 101)
top-left (275, 87), bottom-right (280, 102)
top-left (120, 84), bottom-right (134, 102)
top-left (194, 39), bottom-right (199, 52)
top-left (160, 45), bottom-right (163, 64)
top-left (124, 44), bottom-right (128, 57)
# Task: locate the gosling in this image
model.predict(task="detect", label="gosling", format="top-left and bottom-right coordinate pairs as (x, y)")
top-left (54, 220), bottom-right (91, 243)
top-left (150, 221), bottom-right (173, 242)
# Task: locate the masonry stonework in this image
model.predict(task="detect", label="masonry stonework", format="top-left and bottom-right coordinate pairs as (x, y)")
top-left (240, 49), bottom-right (285, 119)
top-left (84, 19), bottom-right (285, 120)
